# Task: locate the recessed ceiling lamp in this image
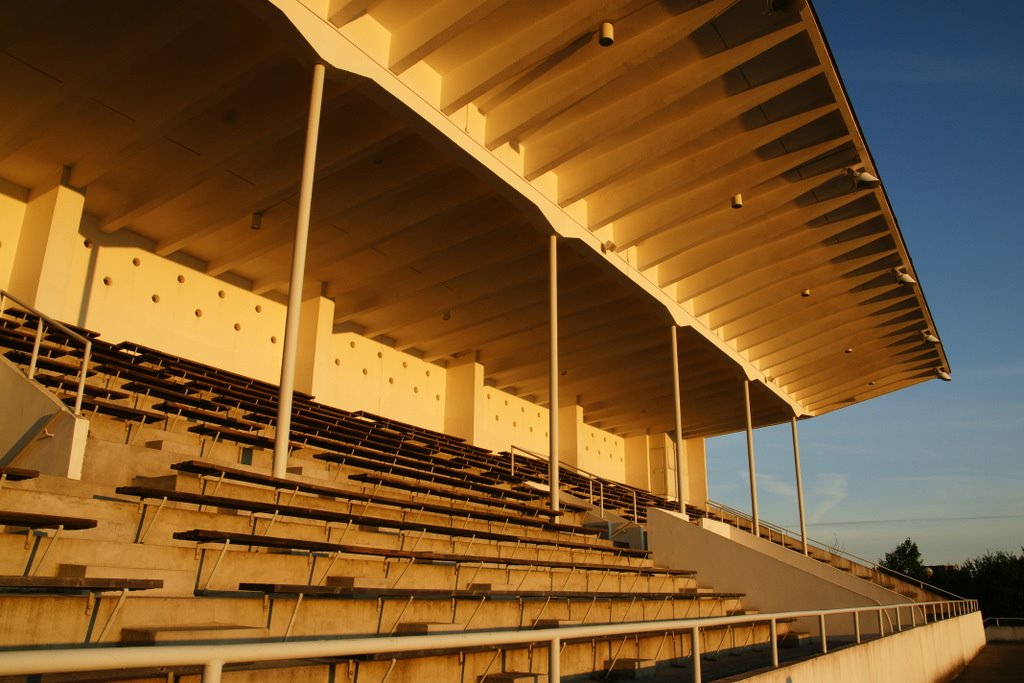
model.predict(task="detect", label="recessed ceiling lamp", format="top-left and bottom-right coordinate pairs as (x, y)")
top-left (936, 368), bottom-right (952, 382)
top-left (599, 22), bottom-right (614, 46)
top-left (845, 166), bottom-right (881, 189)
top-left (921, 330), bottom-right (940, 344)
top-left (893, 268), bottom-right (917, 285)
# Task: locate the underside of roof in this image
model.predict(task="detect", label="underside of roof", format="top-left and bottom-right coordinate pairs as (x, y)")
top-left (0, 0), bottom-right (947, 438)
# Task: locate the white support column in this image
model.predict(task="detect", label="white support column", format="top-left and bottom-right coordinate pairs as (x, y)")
top-left (744, 380), bottom-right (760, 537)
top-left (670, 325), bottom-right (686, 513)
top-left (549, 636), bottom-right (561, 683)
top-left (273, 63), bottom-right (326, 480)
top-left (791, 416), bottom-right (809, 555)
top-left (548, 235), bottom-right (560, 512)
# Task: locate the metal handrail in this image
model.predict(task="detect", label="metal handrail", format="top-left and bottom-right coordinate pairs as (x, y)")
top-left (984, 617), bottom-right (1024, 626)
top-left (0, 597), bottom-right (979, 682)
top-left (0, 290), bottom-right (92, 416)
top-left (705, 498), bottom-right (967, 601)
top-left (510, 444), bottom-right (643, 520)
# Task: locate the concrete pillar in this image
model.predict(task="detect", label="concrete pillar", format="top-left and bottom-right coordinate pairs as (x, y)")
top-left (443, 355), bottom-right (483, 444)
top-left (9, 182), bottom-right (85, 319)
top-left (294, 292), bottom-right (335, 398)
top-left (624, 434), bottom-right (651, 491)
top-left (684, 436), bottom-right (708, 510)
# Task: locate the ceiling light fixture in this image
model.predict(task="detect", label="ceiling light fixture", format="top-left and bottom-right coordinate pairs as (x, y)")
top-left (893, 268), bottom-right (917, 285)
top-left (599, 22), bottom-right (614, 46)
top-left (731, 193), bottom-right (743, 209)
top-left (251, 212), bottom-right (262, 230)
top-left (936, 368), bottom-right (952, 382)
top-left (921, 330), bottom-right (940, 344)
top-left (845, 166), bottom-right (881, 189)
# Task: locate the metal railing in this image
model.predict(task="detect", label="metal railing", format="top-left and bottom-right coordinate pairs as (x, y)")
top-left (0, 290), bottom-right (92, 416)
top-left (984, 617), bottom-right (1024, 626)
top-left (509, 444), bottom-right (652, 522)
top-left (0, 598), bottom-right (978, 682)
top-left (705, 499), bottom-right (967, 602)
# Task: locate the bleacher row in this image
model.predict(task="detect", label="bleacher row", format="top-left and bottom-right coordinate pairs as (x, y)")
top-left (0, 310), bottom-right (812, 681)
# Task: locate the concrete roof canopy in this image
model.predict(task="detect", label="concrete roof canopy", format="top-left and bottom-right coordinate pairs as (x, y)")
top-left (0, 0), bottom-right (946, 438)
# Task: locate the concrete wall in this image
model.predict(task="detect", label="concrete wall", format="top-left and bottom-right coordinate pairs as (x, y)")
top-left (742, 613), bottom-right (985, 683)
top-left (647, 509), bottom-right (908, 635)
top-left (986, 625), bottom-right (1024, 642)
top-left (0, 183), bottom-right (694, 496)
top-left (0, 357), bottom-right (87, 479)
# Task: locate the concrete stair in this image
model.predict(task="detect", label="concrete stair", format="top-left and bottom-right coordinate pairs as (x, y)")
top-left (121, 622), bottom-right (268, 644)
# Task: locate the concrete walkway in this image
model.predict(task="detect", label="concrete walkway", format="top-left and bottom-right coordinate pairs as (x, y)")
top-left (953, 642), bottom-right (1024, 681)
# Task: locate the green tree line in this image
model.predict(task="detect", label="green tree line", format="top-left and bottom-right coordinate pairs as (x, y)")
top-left (879, 538), bottom-right (1024, 618)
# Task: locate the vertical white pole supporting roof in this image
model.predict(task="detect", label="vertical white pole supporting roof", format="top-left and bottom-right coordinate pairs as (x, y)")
top-left (671, 325), bottom-right (686, 514)
top-left (744, 380), bottom-right (760, 537)
top-left (791, 416), bottom-right (809, 555)
top-left (273, 62), bottom-right (326, 480)
top-left (548, 235), bottom-right (560, 512)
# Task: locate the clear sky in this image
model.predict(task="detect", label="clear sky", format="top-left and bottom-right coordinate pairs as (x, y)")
top-left (706, 1), bottom-right (1024, 566)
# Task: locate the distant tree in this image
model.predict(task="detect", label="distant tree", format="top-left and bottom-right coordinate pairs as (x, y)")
top-left (931, 549), bottom-right (1024, 619)
top-left (879, 537), bottom-right (928, 581)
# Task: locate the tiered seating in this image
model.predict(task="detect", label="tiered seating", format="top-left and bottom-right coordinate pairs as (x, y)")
top-left (0, 316), bottom-right (801, 680)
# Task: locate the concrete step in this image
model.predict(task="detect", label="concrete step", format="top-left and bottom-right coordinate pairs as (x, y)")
top-left (58, 563), bottom-right (195, 596)
top-left (325, 575), bottom-right (390, 590)
top-left (395, 621), bottom-right (463, 634)
top-left (778, 631), bottom-right (812, 648)
top-left (482, 673), bottom-right (543, 683)
top-left (121, 623), bottom-right (268, 644)
top-left (601, 657), bottom-right (657, 681)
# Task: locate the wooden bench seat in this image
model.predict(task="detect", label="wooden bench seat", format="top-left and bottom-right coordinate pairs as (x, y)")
top-left (314, 450), bottom-right (539, 503)
top-left (188, 423), bottom-right (274, 450)
top-left (171, 460), bottom-right (597, 537)
top-left (0, 576), bottom-right (163, 593)
top-left (62, 395), bottom-right (166, 424)
top-left (118, 486), bottom-right (643, 558)
top-left (32, 372), bottom-right (131, 400)
top-left (175, 529), bottom-right (689, 578)
top-left (153, 401), bottom-right (260, 430)
top-left (4, 349), bottom-right (93, 376)
top-left (238, 583), bottom-right (735, 602)
top-left (0, 510), bottom-right (97, 530)
top-left (349, 472), bottom-right (588, 517)
top-left (0, 466), bottom-right (40, 482)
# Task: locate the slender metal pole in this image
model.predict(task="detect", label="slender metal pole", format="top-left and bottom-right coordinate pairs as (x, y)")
top-left (769, 618), bottom-right (778, 668)
top-left (690, 626), bottom-right (701, 683)
top-left (549, 636), bottom-right (560, 683)
top-left (548, 235), bottom-right (560, 512)
top-left (743, 381), bottom-right (760, 537)
top-left (29, 317), bottom-right (43, 379)
top-left (818, 614), bottom-right (827, 654)
top-left (790, 417), bottom-right (808, 555)
top-left (74, 340), bottom-right (91, 416)
top-left (202, 659), bottom-right (223, 683)
top-left (273, 63), bottom-right (326, 479)
top-left (670, 325), bottom-right (686, 513)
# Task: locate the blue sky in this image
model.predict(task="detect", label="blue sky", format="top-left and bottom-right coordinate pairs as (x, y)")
top-left (706, 2), bottom-right (1024, 566)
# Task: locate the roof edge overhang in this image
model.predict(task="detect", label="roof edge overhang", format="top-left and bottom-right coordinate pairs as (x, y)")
top-left (265, 0), bottom-right (810, 419)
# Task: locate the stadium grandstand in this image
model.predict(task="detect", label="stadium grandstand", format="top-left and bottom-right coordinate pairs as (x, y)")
top-left (0, 0), bottom-right (984, 681)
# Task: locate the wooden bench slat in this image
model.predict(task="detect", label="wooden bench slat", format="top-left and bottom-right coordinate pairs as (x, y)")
top-left (0, 511), bottom-right (97, 530)
top-left (175, 529), bottom-right (689, 576)
top-left (0, 576), bottom-right (162, 592)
